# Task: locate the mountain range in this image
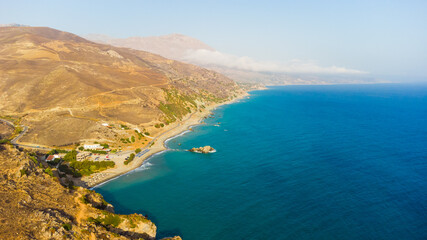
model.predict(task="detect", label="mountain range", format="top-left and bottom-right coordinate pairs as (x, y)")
top-left (86, 34), bottom-right (380, 85)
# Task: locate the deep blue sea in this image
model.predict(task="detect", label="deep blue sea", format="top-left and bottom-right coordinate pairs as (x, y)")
top-left (97, 84), bottom-right (427, 240)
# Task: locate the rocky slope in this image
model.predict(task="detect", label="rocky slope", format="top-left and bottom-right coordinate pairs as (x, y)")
top-left (0, 26), bottom-right (242, 146)
top-left (0, 144), bottom-right (159, 239)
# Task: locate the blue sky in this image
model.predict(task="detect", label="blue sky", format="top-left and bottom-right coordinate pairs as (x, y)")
top-left (1, 0), bottom-right (426, 78)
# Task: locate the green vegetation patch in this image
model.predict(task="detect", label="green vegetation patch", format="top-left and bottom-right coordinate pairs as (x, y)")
top-left (47, 149), bottom-right (69, 155)
top-left (88, 212), bottom-right (122, 228)
top-left (63, 150), bottom-right (77, 162)
top-left (154, 123), bottom-right (165, 128)
top-left (158, 88), bottom-right (198, 124)
top-left (44, 167), bottom-right (54, 177)
top-left (100, 143), bottom-right (109, 149)
top-left (70, 160), bottom-right (115, 176)
top-left (120, 124), bottom-right (130, 130)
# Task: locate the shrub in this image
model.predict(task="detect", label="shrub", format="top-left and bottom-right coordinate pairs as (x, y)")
top-left (78, 146), bottom-right (84, 151)
top-left (44, 168), bottom-right (54, 177)
top-left (47, 158), bottom-right (60, 166)
top-left (58, 164), bottom-right (82, 178)
top-left (20, 168), bottom-right (28, 176)
top-left (88, 213), bottom-right (122, 228)
top-left (131, 136), bottom-right (135, 142)
top-left (135, 148), bottom-right (141, 154)
top-left (62, 223), bottom-right (72, 231)
top-left (29, 155), bottom-right (38, 164)
top-left (120, 124), bottom-right (129, 130)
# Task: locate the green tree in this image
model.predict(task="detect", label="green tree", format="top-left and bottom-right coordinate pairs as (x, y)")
top-left (63, 150), bottom-right (77, 162)
top-left (135, 148), bottom-right (141, 153)
top-left (124, 153), bottom-right (135, 165)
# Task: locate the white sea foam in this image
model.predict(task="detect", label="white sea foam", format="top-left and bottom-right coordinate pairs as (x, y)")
top-left (164, 130), bottom-right (191, 145)
top-left (134, 162), bottom-right (153, 172)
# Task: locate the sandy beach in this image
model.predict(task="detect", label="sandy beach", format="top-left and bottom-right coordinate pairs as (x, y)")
top-left (84, 92), bottom-right (250, 188)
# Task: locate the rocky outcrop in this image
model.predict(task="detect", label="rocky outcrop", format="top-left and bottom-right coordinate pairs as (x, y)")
top-left (189, 146), bottom-right (215, 153)
top-left (161, 237), bottom-right (182, 240)
top-left (85, 191), bottom-right (115, 213)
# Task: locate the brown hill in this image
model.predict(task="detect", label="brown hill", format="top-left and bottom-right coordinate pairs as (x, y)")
top-left (0, 27), bottom-right (242, 146)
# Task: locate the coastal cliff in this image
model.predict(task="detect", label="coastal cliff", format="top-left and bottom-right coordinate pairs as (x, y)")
top-left (0, 144), bottom-right (159, 239)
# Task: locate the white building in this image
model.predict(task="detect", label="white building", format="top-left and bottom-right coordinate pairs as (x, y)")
top-left (101, 123), bottom-right (109, 127)
top-left (83, 144), bottom-right (103, 150)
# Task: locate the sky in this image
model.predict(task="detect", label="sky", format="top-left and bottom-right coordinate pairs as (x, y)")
top-left (1, 0), bottom-right (427, 78)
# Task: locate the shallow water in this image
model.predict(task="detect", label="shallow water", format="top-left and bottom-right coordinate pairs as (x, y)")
top-left (97, 84), bottom-right (427, 240)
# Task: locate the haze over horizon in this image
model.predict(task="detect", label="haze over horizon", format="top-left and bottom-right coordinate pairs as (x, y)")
top-left (1, 0), bottom-right (426, 80)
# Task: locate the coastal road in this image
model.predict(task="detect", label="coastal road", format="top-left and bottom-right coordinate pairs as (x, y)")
top-left (0, 118), bottom-right (51, 151)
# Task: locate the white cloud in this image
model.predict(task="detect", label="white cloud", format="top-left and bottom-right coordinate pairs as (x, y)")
top-left (183, 49), bottom-right (366, 74)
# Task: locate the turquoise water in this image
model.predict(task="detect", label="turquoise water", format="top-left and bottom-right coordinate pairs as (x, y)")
top-left (97, 84), bottom-right (427, 240)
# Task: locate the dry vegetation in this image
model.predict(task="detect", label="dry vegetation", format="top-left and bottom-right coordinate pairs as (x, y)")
top-left (0, 27), bottom-right (243, 147)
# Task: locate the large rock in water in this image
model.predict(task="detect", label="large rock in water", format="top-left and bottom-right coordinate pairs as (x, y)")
top-left (189, 146), bottom-right (215, 153)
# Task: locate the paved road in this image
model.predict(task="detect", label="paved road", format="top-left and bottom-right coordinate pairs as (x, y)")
top-left (0, 118), bottom-right (51, 151)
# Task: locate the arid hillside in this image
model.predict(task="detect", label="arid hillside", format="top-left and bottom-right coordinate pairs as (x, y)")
top-left (0, 144), bottom-right (160, 239)
top-left (0, 27), bottom-right (242, 146)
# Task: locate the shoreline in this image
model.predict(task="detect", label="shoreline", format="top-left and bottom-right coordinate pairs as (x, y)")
top-left (87, 91), bottom-right (250, 189)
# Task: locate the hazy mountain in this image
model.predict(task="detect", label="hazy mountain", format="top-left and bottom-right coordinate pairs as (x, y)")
top-left (86, 33), bottom-right (379, 85)
top-left (85, 33), bottom-right (214, 61)
top-left (0, 23), bottom-right (30, 27)
top-left (0, 27), bottom-right (241, 146)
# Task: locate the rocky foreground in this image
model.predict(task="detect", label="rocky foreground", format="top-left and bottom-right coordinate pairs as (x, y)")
top-left (0, 144), bottom-right (180, 240)
top-left (188, 146), bottom-right (215, 153)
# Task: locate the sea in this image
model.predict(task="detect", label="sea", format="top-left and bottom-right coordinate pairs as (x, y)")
top-left (96, 84), bottom-right (427, 240)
